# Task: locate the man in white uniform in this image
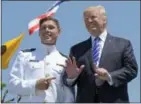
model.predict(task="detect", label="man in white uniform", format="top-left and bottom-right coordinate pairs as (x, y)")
top-left (8, 17), bottom-right (74, 103)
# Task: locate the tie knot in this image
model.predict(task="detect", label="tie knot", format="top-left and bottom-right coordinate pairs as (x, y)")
top-left (94, 37), bottom-right (100, 43)
top-left (95, 37), bottom-right (100, 40)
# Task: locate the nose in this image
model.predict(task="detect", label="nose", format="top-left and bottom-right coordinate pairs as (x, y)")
top-left (45, 27), bottom-right (49, 32)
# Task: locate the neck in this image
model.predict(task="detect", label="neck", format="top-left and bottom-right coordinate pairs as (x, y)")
top-left (45, 44), bottom-right (57, 55)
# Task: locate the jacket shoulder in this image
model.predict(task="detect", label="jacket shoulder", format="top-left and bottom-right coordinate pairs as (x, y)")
top-left (70, 38), bottom-right (91, 59)
top-left (71, 38), bottom-right (90, 51)
top-left (16, 48), bottom-right (36, 62)
top-left (109, 34), bottom-right (132, 52)
top-left (59, 52), bottom-right (68, 59)
top-left (111, 35), bottom-right (131, 45)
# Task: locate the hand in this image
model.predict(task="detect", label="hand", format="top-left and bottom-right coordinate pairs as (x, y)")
top-left (57, 56), bottom-right (85, 79)
top-left (94, 67), bottom-right (109, 81)
top-left (66, 57), bottom-right (85, 79)
top-left (35, 77), bottom-right (56, 90)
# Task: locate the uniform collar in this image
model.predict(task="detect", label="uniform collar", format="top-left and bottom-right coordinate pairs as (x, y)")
top-left (46, 44), bottom-right (58, 55)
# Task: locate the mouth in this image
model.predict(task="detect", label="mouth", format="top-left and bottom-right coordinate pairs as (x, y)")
top-left (90, 23), bottom-right (98, 29)
top-left (89, 25), bottom-right (97, 30)
top-left (91, 27), bottom-right (97, 30)
top-left (43, 32), bottom-right (52, 37)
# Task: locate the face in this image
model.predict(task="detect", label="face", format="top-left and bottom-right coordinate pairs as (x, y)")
top-left (84, 8), bottom-right (106, 36)
top-left (39, 20), bottom-right (60, 45)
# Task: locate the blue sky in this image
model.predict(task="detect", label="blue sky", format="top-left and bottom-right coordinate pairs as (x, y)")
top-left (2, 1), bottom-right (140, 102)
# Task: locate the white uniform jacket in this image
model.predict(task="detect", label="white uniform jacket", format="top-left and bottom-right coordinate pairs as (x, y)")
top-left (8, 50), bottom-right (74, 103)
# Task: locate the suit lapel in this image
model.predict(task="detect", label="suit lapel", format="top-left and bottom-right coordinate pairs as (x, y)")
top-left (84, 37), bottom-right (95, 73)
top-left (87, 49), bottom-right (95, 73)
top-left (99, 33), bottom-right (113, 67)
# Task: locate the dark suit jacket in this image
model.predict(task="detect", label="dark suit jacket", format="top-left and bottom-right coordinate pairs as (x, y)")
top-left (63, 33), bottom-right (138, 103)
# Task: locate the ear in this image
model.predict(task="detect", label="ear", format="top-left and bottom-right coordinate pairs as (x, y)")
top-left (103, 19), bottom-right (106, 24)
top-left (58, 28), bottom-right (61, 35)
top-left (102, 15), bottom-right (107, 25)
top-left (103, 20), bottom-right (107, 29)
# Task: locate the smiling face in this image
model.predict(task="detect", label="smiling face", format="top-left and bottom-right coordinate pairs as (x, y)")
top-left (84, 6), bottom-right (107, 36)
top-left (39, 17), bottom-right (60, 45)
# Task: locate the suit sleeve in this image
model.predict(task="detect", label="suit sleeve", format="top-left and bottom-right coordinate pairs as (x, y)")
top-left (110, 40), bottom-right (138, 87)
top-left (8, 51), bottom-right (37, 96)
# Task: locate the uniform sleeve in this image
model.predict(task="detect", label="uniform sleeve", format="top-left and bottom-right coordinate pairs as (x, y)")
top-left (8, 51), bottom-right (38, 96)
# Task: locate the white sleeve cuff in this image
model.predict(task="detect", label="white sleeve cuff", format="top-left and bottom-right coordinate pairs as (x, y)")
top-left (28, 79), bottom-right (38, 96)
top-left (66, 77), bottom-right (77, 85)
top-left (107, 74), bottom-right (113, 86)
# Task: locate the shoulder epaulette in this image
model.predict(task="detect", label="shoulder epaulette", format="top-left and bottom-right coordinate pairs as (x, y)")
top-left (21, 48), bottom-right (36, 52)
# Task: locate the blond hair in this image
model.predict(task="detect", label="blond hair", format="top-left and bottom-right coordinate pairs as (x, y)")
top-left (84, 5), bottom-right (107, 16)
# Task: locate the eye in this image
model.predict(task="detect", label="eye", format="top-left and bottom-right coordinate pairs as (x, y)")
top-left (92, 15), bottom-right (98, 19)
top-left (40, 25), bottom-right (55, 30)
top-left (40, 26), bottom-right (46, 30)
top-left (48, 25), bottom-right (55, 30)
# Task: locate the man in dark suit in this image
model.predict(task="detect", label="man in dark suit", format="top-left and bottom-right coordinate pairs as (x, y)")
top-left (63, 5), bottom-right (138, 103)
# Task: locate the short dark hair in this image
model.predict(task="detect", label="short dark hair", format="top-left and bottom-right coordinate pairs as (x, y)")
top-left (39, 16), bottom-right (60, 30)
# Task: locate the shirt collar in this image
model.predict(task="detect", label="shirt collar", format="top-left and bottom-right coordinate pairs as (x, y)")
top-left (91, 29), bottom-right (107, 42)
